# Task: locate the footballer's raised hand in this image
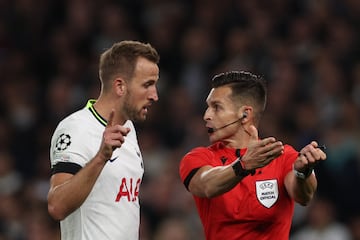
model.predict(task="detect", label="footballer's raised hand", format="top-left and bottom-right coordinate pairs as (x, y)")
top-left (98, 110), bottom-right (130, 162)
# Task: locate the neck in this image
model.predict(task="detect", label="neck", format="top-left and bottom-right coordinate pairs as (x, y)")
top-left (222, 139), bottom-right (249, 149)
top-left (221, 124), bottom-right (253, 149)
top-left (93, 97), bottom-right (126, 125)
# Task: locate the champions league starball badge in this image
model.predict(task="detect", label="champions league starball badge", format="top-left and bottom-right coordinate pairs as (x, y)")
top-left (55, 133), bottom-right (72, 151)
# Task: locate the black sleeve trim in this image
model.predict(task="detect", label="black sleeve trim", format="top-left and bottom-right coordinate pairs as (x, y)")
top-left (183, 168), bottom-right (200, 190)
top-left (51, 162), bottom-right (82, 175)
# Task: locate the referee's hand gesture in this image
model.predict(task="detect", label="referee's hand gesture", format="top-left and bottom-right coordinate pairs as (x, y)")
top-left (242, 125), bottom-right (284, 170)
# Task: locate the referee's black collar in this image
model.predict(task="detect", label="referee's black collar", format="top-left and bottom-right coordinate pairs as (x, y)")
top-left (86, 99), bottom-right (107, 127)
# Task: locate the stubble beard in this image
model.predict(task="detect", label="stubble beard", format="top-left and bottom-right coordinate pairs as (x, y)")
top-left (123, 95), bottom-right (145, 123)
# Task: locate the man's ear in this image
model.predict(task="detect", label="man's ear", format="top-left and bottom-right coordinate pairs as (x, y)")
top-left (113, 77), bottom-right (126, 96)
top-left (238, 106), bottom-right (252, 122)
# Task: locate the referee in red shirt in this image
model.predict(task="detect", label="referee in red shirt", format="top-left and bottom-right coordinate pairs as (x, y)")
top-left (179, 71), bottom-right (326, 240)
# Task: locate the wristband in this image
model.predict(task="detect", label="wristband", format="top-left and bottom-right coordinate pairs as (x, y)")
top-left (232, 158), bottom-right (255, 178)
top-left (293, 165), bottom-right (314, 179)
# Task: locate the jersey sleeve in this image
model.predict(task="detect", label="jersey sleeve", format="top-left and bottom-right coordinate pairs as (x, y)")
top-left (179, 147), bottom-right (214, 190)
top-left (50, 117), bottom-right (95, 174)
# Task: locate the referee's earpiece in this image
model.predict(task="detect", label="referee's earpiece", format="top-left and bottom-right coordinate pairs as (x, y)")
top-left (242, 112), bottom-right (248, 119)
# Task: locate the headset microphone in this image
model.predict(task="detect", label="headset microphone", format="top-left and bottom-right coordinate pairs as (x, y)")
top-left (207, 112), bottom-right (247, 134)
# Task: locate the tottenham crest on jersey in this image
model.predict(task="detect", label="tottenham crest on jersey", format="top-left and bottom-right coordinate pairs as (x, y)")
top-left (256, 179), bottom-right (279, 208)
top-left (55, 133), bottom-right (72, 151)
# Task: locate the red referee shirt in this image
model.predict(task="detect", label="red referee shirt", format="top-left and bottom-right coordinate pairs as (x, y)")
top-left (179, 142), bottom-right (299, 240)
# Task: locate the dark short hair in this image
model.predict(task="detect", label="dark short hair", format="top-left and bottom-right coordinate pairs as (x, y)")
top-left (99, 40), bottom-right (159, 89)
top-left (211, 71), bottom-right (267, 118)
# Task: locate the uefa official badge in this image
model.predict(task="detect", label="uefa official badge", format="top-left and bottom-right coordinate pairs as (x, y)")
top-left (55, 133), bottom-right (72, 152)
top-left (256, 179), bottom-right (279, 208)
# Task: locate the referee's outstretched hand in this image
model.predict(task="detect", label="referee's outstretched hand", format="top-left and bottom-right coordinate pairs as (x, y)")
top-left (242, 125), bottom-right (284, 170)
top-left (99, 109), bottom-right (131, 162)
top-left (294, 141), bottom-right (326, 173)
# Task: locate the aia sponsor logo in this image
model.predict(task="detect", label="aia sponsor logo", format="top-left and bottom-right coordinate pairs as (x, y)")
top-left (115, 178), bottom-right (141, 202)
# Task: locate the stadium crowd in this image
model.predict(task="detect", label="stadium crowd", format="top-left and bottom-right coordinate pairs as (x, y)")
top-left (0, 0), bottom-right (360, 239)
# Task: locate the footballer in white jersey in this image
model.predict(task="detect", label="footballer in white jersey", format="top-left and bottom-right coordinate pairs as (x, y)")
top-left (50, 100), bottom-right (144, 239)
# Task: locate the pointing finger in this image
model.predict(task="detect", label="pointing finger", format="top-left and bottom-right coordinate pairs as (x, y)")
top-left (107, 109), bottom-right (115, 127)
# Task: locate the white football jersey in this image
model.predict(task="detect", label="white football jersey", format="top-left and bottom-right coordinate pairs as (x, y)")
top-left (50, 100), bottom-right (144, 240)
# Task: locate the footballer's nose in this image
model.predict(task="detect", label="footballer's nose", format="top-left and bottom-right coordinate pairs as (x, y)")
top-left (149, 88), bottom-right (159, 102)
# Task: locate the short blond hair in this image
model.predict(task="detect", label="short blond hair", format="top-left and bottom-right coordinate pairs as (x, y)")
top-left (99, 40), bottom-right (159, 91)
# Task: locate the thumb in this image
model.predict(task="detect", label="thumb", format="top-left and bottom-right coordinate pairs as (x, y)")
top-left (248, 125), bottom-right (259, 141)
top-left (310, 141), bottom-right (318, 148)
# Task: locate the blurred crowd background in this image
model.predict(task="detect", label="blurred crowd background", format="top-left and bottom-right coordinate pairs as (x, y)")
top-left (0, 0), bottom-right (360, 239)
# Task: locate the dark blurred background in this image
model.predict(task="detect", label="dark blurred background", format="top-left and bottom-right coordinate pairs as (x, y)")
top-left (0, 0), bottom-right (360, 239)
